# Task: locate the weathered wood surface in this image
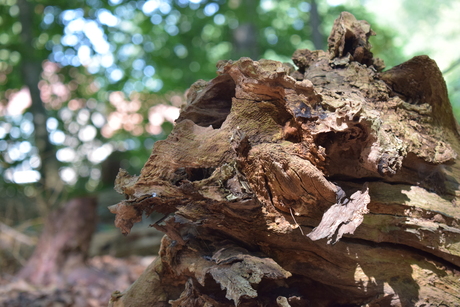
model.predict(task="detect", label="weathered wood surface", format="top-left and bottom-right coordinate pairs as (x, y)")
top-left (109, 12), bottom-right (460, 306)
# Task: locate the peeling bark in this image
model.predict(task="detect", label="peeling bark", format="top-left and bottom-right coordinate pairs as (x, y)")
top-left (109, 12), bottom-right (460, 306)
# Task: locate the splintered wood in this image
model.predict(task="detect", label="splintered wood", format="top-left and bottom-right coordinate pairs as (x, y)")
top-left (110, 12), bottom-right (460, 306)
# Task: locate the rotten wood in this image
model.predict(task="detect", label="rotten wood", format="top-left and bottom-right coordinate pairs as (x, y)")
top-left (109, 12), bottom-right (460, 306)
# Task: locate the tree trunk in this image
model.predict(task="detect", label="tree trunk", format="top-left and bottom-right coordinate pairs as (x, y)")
top-left (17, 197), bottom-right (97, 285)
top-left (309, 0), bottom-right (325, 50)
top-left (109, 12), bottom-right (460, 306)
top-left (17, 0), bottom-right (64, 213)
top-left (231, 0), bottom-right (259, 60)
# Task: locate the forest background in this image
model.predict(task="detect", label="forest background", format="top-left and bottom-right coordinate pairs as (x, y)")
top-left (1, 0), bottom-right (460, 274)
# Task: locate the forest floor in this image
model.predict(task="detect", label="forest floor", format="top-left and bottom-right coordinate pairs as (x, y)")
top-left (0, 214), bottom-right (163, 307)
top-left (0, 254), bottom-right (155, 307)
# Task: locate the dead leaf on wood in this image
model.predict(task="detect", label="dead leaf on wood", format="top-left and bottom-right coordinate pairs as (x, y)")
top-left (206, 247), bottom-right (292, 306)
top-left (308, 183), bottom-right (370, 243)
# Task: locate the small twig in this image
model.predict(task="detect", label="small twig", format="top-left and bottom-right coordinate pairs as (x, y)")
top-left (289, 207), bottom-right (304, 236)
top-left (0, 222), bottom-right (36, 246)
top-left (443, 57), bottom-right (460, 75)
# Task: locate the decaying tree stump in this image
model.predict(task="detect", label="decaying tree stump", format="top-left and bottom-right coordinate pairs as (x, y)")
top-left (109, 12), bottom-right (460, 306)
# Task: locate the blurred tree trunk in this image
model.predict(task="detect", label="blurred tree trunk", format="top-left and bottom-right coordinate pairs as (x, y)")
top-left (109, 13), bottom-right (460, 306)
top-left (231, 0), bottom-right (259, 60)
top-left (17, 197), bottom-right (97, 285)
top-left (17, 0), bottom-right (63, 214)
top-left (16, 0), bottom-right (100, 291)
top-left (309, 0), bottom-right (325, 50)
